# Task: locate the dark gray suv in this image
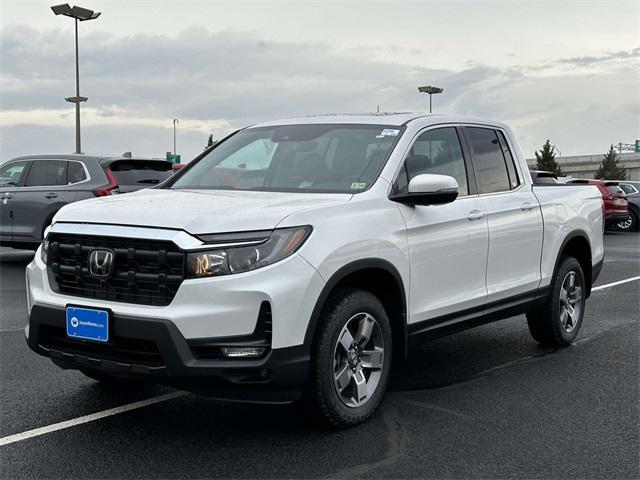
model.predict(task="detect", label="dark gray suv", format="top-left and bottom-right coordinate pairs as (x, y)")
top-left (0, 154), bottom-right (173, 249)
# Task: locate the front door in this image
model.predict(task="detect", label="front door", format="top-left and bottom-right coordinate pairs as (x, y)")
top-left (0, 160), bottom-right (30, 242)
top-left (392, 126), bottom-right (489, 325)
top-left (11, 159), bottom-right (69, 244)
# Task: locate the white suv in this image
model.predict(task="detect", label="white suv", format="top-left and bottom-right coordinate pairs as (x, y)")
top-left (26, 113), bottom-right (604, 427)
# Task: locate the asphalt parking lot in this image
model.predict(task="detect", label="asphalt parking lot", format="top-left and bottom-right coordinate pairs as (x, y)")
top-left (0, 233), bottom-right (638, 479)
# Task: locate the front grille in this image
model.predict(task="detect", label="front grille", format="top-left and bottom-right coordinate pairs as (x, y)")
top-left (47, 233), bottom-right (185, 306)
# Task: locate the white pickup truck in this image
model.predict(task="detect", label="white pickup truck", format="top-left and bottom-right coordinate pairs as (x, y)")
top-left (26, 113), bottom-right (604, 427)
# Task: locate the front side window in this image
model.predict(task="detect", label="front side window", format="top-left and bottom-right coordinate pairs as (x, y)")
top-left (395, 127), bottom-right (469, 196)
top-left (466, 127), bottom-right (510, 194)
top-left (24, 160), bottom-right (68, 187)
top-left (0, 161), bottom-right (29, 187)
top-left (169, 124), bottom-right (402, 193)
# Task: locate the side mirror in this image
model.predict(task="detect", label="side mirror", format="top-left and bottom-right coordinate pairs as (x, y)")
top-left (390, 173), bottom-right (459, 206)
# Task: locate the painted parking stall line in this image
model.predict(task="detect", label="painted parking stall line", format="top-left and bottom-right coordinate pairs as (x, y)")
top-left (0, 391), bottom-right (187, 448)
top-left (592, 275), bottom-right (640, 291)
top-left (1, 277), bottom-right (638, 448)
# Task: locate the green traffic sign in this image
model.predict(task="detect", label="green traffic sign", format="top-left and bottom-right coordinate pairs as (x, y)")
top-left (635, 140), bottom-right (640, 153)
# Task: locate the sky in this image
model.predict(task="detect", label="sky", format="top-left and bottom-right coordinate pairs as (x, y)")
top-left (1, 0), bottom-right (639, 163)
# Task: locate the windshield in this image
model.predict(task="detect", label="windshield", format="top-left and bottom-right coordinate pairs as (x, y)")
top-left (169, 124), bottom-right (403, 193)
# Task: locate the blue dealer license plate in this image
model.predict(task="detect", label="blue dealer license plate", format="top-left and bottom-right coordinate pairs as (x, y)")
top-left (66, 307), bottom-right (109, 343)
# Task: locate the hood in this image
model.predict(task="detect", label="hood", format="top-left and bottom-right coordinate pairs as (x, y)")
top-left (54, 188), bottom-right (352, 234)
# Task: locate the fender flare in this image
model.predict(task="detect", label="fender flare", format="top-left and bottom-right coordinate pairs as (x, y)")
top-left (303, 258), bottom-right (408, 358)
top-left (551, 229), bottom-right (593, 297)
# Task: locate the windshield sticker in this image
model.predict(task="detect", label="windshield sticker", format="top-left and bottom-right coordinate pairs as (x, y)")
top-left (376, 128), bottom-right (400, 138)
top-left (351, 182), bottom-right (367, 190)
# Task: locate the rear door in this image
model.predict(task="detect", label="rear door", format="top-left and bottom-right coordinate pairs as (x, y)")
top-left (0, 160), bottom-right (30, 241)
top-left (105, 160), bottom-right (173, 193)
top-left (10, 159), bottom-right (69, 243)
top-left (462, 126), bottom-right (543, 302)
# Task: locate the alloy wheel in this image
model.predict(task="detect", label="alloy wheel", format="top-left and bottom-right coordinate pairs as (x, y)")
top-left (558, 270), bottom-right (583, 333)
top-left (332, 312), bottom-right (385, 408)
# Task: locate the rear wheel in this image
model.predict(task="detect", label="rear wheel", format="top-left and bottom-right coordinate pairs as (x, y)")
top-left (616, 211), bottom-right (638, 232)
top-left (526, 256), bottom-right (586, 347)
top-left (304, 288), bottom-right (392, 428)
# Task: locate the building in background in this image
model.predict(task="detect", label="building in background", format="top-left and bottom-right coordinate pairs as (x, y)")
top-left (527, 153), bottom-right (640, 180)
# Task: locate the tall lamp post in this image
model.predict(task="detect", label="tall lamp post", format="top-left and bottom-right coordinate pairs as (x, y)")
top-left (418, 85), bottom-right (443, 113)
top-left (51, 4), bottom-right (101, 154)
top-left (173, 118), bottom-right (179, 154)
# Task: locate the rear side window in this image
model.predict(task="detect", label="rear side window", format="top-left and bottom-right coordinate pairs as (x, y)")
top-left (619, 184), bottom-right (638, 195)
top-left (465, 127), bottom-right (510, 194)
top-left (108, 161), bottom-right (173, 186)
top-left (24, 160), bottom-right (68, 186)
top-left (67, 161), bottom-right (87, 184)
top-left (496, 131), bottom-right (520, 189)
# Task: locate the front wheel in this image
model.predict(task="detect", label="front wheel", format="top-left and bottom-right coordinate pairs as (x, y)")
top-left (526, 256), bottom-right (586, 347)
top-left (304, 288), bottom-right (392, 428)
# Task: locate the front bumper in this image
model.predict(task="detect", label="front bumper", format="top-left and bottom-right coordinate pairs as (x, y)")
top-left (26, 304), bottom-right (309, 403)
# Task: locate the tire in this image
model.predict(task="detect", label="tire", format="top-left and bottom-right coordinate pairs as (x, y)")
top-left (81, 370), bottom-right (147, 387)
top-left (616, 211), bottom-right (638, 232)
top-left (526, 256), bottom-right (586, 347)
top-left (304, 288), bottom-right (393, 428)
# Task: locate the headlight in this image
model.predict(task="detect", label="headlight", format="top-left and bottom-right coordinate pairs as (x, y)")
top-left (186, 226), bottom-right (312, 278)
top-left (40, 238), bottom-right (49, 264)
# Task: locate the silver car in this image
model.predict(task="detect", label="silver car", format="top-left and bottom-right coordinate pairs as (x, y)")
top-left (0, 154), bottom-right (174, 249)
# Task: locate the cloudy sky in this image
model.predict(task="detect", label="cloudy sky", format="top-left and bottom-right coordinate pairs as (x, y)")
top-left (1, 0), bottom-right (638, 162)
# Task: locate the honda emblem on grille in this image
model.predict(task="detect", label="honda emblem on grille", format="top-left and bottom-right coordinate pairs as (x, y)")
top-left (88, 249), bottom-right (114, 278)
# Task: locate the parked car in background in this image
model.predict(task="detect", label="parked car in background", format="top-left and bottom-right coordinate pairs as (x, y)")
top-left (529, 170), bottom-right (559, 184)
top-left (617, 180), bottom-right (640, 196)
top-left (568, 179), bottom-right (628, 230)
top-left (0, 154), bottom-right (173, 249)
top-left (612, 180), bottom-right (639, 232)
top-left (171, 163), bottom-right (186, 172)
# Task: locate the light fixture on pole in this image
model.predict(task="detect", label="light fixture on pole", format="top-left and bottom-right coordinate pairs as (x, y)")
top-left (173, 118), bottom-right (179, 154)
top-left (418, 85), bottom-right (443, 114)
top-left (51, 4), bottom-right (101, 154)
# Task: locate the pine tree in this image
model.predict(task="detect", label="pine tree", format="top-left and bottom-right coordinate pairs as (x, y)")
top-left (534, 140), bottom-right (562, 175)
top-left (204, 134), bottom-right (216, 150)
top-left (594, 145), bottom-right (627, 180)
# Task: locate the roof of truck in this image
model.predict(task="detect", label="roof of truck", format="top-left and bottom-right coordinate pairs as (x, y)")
top-left (251, 113), bottom-right (509, 129)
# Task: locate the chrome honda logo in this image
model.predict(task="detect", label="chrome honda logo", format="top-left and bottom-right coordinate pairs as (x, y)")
top-left (88, 249), bottom-right (114, 278)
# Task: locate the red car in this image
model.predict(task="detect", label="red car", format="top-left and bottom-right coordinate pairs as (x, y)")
top-left (569, 179), bottom-right (628, 229)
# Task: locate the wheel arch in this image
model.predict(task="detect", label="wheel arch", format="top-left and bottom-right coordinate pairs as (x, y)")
top-left (304, 258), bottom-right (408, 360)
top-left (554, 230), bottom-right (593, 297)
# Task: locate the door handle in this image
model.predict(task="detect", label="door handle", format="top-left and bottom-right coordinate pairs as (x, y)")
top-left (467, 209), bottom-right (484, 220)
top-left (45, 193), bottom-right (58, 199)
top-left (520, 201), bottom-right (536, 211)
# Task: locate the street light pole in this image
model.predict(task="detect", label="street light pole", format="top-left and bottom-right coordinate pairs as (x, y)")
top-left (51, 4), bottom-right (101, 154)
top-left (173, 118), bottom-right (179, 155)
top-left (73, 17), bottom-right (81, 154)
top-left (418, 85), bottom-right (444, 113)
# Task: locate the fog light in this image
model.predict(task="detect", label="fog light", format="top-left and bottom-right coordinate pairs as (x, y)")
top-left (221, 347), bottom-right (266, 358)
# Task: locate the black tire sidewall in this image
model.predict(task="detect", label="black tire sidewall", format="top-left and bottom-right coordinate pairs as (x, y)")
top-left (549, 257), bottom-right (586, 344)
top-left (311, 288), bottom-right (393, 426)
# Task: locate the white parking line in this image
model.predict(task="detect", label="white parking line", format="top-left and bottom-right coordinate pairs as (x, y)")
top-left (592, 275), bottom-right (640, 291)
top-left (2, 275), bottom-right (638, 448)
top-left (0, 391), bottom-right (187, 448)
